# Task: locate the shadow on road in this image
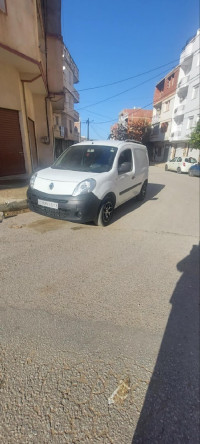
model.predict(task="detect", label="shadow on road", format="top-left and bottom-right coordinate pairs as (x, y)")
top-left (112, 182), bottom-right (165, 223)
top-left (132, 244), bottom-right (200, 443)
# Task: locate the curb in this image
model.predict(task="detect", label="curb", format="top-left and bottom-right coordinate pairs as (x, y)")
top-left (0, 199), bottom-right (28, 213)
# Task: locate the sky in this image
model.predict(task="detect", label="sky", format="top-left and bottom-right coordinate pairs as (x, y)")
top-left (61, 0), bottom-right (199, 140)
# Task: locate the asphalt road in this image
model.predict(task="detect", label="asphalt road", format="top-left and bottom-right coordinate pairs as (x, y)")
top-left (0, 166), bottom-right (199, 443)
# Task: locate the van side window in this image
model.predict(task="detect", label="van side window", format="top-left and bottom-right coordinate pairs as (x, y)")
top-left (118, 149), bottom-right (132, 172)
top-left (134, 149), bottom-right (147, 172)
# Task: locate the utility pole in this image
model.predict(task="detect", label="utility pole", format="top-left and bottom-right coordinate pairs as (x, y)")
top-left (86, 118), bottom-right (90, 140)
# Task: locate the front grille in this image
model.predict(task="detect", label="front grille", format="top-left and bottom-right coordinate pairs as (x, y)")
top-left (30, 202), bottom-right (72, 220)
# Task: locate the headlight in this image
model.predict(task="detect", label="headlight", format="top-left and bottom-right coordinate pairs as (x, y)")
top-left (72, 179), bottom-right (96, 196)
top-left (30, 173), bottom-right (37, 189)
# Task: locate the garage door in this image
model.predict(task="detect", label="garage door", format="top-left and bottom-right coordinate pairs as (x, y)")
top-left (0, 108), bottom-right (26, 177)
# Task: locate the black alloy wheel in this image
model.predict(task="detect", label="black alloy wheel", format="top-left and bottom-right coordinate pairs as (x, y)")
top-left (95, 198), bottom-right (114, 226)
top-left (136, 180), bottom-right (148, 201)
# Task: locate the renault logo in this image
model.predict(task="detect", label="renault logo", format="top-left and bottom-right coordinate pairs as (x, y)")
top-left (49, 182), bottom-right (54, 190)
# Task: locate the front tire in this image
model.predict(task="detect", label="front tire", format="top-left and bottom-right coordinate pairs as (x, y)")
top-left (95, 197), bottom-right (115, 226)
top-left (136, 180), bottom-right (148, 201)
top-left (177, 167), bottom-right (181, 174)
top-left (165, 164), bottom-right (168, 171)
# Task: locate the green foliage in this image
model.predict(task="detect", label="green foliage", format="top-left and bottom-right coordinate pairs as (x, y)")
top-left (189, 121), bottom-right (200, 150)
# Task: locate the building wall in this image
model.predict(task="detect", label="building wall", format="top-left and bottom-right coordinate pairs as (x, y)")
top-left (47, 35), bottom-right (63, 94)
top-left (153, 68), bottom-right (179, 104)
top-left (0, 0), bottom-right (40, 62)
top-left (33, 94), bottom-right (54, 166)
top-left (170, 29), bottom-right (200, 160)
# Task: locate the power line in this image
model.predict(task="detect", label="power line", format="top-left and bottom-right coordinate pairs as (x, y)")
top-left (77, 66), bottom-right (177, 111)
top-left (77, 59), bottom-right (179, 92)
top-left (92, 101), bottom-right (153, 125)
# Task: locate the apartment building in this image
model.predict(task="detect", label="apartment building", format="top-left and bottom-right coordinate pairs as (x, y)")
top-left (110, 108), bottom-right (152, 140)
top-left (150, 66), bottom-right (179, 162)
top-left (51, 44), bottom-right (80, 158)
top-left (0, 0), bottom-right (79, 178)
top-left (118, 108), bottom-right (152, 129)
top-left (170, 29), bottom-right (200, 160)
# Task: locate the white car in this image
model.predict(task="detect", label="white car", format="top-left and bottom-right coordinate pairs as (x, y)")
top-left (165, 156), bottom-right (197, 174)
top-left (27, 140), bottom-right (149, 226)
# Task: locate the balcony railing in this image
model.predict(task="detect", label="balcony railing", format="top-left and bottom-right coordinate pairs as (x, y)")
top-left (63, 46), bottom-right (79, 82)
top-left (71, 89), bottom-right (80, 103)
top-left (174, 104), bottom-right (185, 115)
top-left (178, 75), bottom-right (190, 88)
top-left (152, 115), bottom-right (160, 124)
top-left (74, 110), bottom-right (79, 122)
top-left (171, 131), bottom-right (182, 138)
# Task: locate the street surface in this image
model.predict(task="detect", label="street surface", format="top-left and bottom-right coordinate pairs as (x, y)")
top-left (0, 166), bottom-right (199, 443)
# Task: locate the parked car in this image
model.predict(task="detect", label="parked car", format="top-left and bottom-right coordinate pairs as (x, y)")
top-left (27, 140), bottom-right (149, 226)
top-left (188, 163), bottom-right (200, 177)
top-left (165, 156), bottom-right (197, 173)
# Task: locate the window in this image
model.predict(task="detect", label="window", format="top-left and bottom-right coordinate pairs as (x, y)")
top-left (118, 149), bottom-right (132, 173)
top-left (69, 120), bottom-right (72, 133)
top-left (167, 74), bottom-right (174, 88)
top-left (164, 100), bottom-right (170, 112)
top-left (134, 149), bottom-right (147, 172)
top-left (0, 0), bottom-right (6, 12)
top-left (192, 85), bottom-right (199, 99)
top-left (187, 116), bottom-right (194, 129)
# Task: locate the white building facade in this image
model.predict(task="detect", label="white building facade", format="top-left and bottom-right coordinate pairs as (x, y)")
top-left (170, 29), bottom-right (200, 160)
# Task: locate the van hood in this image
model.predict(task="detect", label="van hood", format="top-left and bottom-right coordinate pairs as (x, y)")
top-left (33, 167), bottom-right (101, 195)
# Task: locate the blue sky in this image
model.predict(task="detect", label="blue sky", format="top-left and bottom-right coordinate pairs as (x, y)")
top-left (61, 0), bottom-right (199, 140)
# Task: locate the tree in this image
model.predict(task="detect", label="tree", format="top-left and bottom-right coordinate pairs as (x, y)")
top-left (110, 123), bottom-right (127, 141)
top-left (127, 119), bottom-right (151, 144)
top-left (189, 121), bottom-right (200, 150)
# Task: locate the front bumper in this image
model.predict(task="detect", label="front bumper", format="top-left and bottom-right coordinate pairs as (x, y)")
top-left (27, 188), bottom-right (101, 223)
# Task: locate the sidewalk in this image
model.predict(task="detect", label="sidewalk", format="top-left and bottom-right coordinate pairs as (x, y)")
top-left (0, 179), bottom-right (29, 219)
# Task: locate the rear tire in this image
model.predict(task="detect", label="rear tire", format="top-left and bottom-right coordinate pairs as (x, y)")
top-left (94, 197), bottom-right (115, 227)
top-left (177, 167), bottom-right (181, 174)
top-left (136, 180), bottom-right (148, 201)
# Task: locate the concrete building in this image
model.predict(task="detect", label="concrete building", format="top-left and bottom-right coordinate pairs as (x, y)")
top-left (0, 0), bottom-right (79, 178)
top-left (110, 108), bottom-right (152, 141)
top-left (52, 44), bottom-right (79, 158)
top-left (150, 66), bottom-right (179, 162)
top-left (170, 29), bottom-right (200, 160)
top-left (118, 108), bottom-right (152, 129)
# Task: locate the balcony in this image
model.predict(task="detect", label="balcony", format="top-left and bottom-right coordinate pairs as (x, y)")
top-left (71, 88), bottom-right (79, 103)
top-left (171, 130), bottom-right (182, 140)
top-left (178, 75), bottom-right (190, 88)
top-left (63, 46), bottom-right (79, 83)
top-left (74, 110), bottom-right (79, 122)
top-left (174, 104), bottom-right (185, 116)
top-left (152, 115), bottom-right (160, 124)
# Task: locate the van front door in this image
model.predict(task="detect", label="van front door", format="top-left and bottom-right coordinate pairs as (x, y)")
top-left (116, 148), bottom-right (136, 205)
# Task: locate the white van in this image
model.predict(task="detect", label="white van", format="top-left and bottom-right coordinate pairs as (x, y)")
top-left (27, 140), bottom-right (149, 226)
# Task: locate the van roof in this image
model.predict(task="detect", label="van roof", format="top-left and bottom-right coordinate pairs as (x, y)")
top-left (73, 140), bottom-right (147, 149)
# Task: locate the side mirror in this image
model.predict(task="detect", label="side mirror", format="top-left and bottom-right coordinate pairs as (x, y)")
top-left (118, 161), bottom-right (131, 174)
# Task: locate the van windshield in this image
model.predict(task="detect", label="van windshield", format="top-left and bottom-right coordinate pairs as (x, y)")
top-left (52, 145), bottom-right (118, 173)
